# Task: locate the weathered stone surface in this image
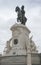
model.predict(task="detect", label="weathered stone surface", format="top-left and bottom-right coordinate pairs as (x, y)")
top-left (31, 53), bottom-right (40, 64)
top-left (1, 55), bottom-right (27, 65)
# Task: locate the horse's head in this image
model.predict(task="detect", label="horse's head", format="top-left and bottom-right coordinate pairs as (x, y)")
top-left (15, 6), bottom-right (20, 12)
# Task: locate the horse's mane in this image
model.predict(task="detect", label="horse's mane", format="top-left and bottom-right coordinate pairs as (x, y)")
top-left (15, 6), bottom-right (20, 12)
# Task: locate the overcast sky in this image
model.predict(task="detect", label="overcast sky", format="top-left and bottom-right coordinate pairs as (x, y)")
top-left (0, 0), bottom-right (41, 54)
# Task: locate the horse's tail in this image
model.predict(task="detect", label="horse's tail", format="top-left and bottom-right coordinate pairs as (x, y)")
top-left (25, 17), bottom-right (27, 22)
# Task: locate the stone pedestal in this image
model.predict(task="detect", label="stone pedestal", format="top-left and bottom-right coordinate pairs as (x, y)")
top-left (3, 23), bottom-right (32, 65)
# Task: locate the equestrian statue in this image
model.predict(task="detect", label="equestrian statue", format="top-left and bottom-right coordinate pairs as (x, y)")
top-left (15, 5), bottom-right (27, 25)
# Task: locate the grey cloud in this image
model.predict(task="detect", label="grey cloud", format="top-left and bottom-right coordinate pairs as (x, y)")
top-left (0, 18), bottom-right (16, 30)
top-left (0, 0), bottom-right (41, 9)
